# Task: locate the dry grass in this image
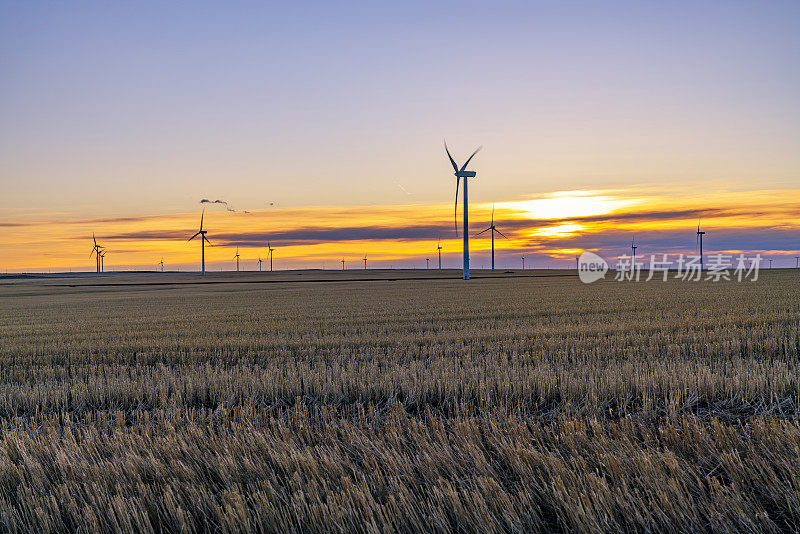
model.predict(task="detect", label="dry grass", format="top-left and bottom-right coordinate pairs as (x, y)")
top-left (0, 270), bottom-right (798, 532)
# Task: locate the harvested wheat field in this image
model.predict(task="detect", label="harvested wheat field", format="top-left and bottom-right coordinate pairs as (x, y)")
top-left (1, 269), bottom-right (799, 533)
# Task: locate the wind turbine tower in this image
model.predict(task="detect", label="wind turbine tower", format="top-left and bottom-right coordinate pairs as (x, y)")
top-left (363, 253), bottom-right (368, 270)
top-left (631, 237), bottom-right (637, 266)
top-left (475, 204), bottom-right (508, 271)
top-left (257, 258), bottom-right (263, 271)
top-left (188, 211), bottom-right (210, 275)
top-left (100, 250), bottom-right (106, 273)
top-left (267, 242), bottom-right (275, 271)
top-left (795, 256), bottom-right (799, 268)
top-left (159, 258), bottom-right (164, 272)
top-left (521, 256), bottom-right (525, 270)
top-left (341, 258), bottom-right (345, 271)
top-left (436, 239), bottom-right (442, 269)
top-left (233, 247), bottom-right (241, 272)
top-left (696, 221), bottom-right (705, 271)
top-left (90, 234), bottom-right (103, 273)
top-left (446, 142), bottom-right (481, 280)
top-left (426, 257), bottom-right (430, 269)
top-left (769, 259), bottom-right (773, 269)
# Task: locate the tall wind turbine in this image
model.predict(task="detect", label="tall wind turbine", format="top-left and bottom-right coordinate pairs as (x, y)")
top-left (446, 142), bottom-right (481, 280)
top-left (188, 210), bottom-right (210, 275)
top-left (795, 256), bottom-right (799, 268)
top-left (257, 258), bottom-right (264, 271)
top-left (267, 242), bottom-right (275, 271)
top-left (90, 234), bottom-right (103, 273)
top-left (159, 258), bottom-right (164, 272)
top-left (769, 259), bottom-right (773, 269)
top-left (100, 250), bottom-right (106, 273)
top-left (233, 247), bottom-right (241, 272)
top-left (426, 257), bottom-right (430, 269)
top-left (363, 253), bottom-right (368, 270)
top-left (521, 256), bottom-right (525, 270)
top-left (631, 236), bottom-right (637, 266)
top-left (436, 238), bottom-right (443, 269)
top-left (474, 204), bottom-right (507, 271)
top-left (341, 258), bottom-right (345, 271)
top-left (696, 220), bottom-right (705, 271)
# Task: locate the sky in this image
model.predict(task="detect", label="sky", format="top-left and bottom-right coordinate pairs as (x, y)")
top-left (1, 1), bottom-right (799, 271)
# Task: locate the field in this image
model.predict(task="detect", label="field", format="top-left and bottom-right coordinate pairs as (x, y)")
top-left (1, 269), bottom-right (799, 533)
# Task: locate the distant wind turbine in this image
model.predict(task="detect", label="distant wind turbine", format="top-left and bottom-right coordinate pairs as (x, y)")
top-left (159, 258), bottom-right (164, 272)
top-left (696, 220), bottom-right (705, 271)
top-left (436, 238), bottom-right (443, 269)
top-left (426, 257), bottom-right (430, 269)
top-left (233, 247), bottom-right (241, 272)
top-left (341, 258), bottom-right (345, 271)
top-left (795, 256), bottom-right (799, 268)
top-left (90, 234), bottom-right (103, 273)
top-left (631, 236), bottom-right (637, 266)
top-left (267, 242), bottom-right (275, 271)
top-left (363, 253), bottom-right (368, 270)
top-left (521, 256), bottom-right (525, 270)
top-left (474, 204), bottom-right (507, 271)
top-left (446, 142), bottom-right (481, 280)
top-left (100, 250), bottom-right (106, 273)
top-left (257, 258), bottom-right (263, 271)
top-left (769, 259), bottom-right (773, 269)
top-left (188, 210), bottom-right (210, 275)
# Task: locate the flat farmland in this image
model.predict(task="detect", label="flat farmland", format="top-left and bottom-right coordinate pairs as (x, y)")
top-left (1, 270), bottom-right (798, 532)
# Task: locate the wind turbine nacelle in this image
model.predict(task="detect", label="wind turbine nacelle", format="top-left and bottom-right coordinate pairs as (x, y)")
top-left (456, 171), bottom-right (477, 178)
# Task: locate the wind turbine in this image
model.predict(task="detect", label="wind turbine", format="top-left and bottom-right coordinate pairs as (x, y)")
top-left (474, 204), bottom-right (507, 271)
top-left (159, 258), bottom-right (164, 272)
top-left (769, 259), bottom-right (773, 269)
top-left (257, 258), bottom-right (263, 271)
top-left (363, 253), bottom-right (368, 270)
top-left (267, 242), bottom-right (275, 271)
top-left (341, 258), bottom-right (345, 271)
top-left (436, 238), bottom-right (443, 269)
top-left (631, 236), bottom-right (637, 266)
top-left (100, 250), bottom-right (106, 273)
top-left (188, 210), bottom-right (210, 275)
top-left (426, 257), bottom-right (430, 269)
top-left (696, 220), bottom-right (705, 271)
top-left (795, 256), bottom-right (799, 268)
top-left (90, 234), bottom-right (103, 273)
top-left (446, 142), bottom-right (481, 280)
top-left (521, 256), bottom-right (525, 270)
top-left (233, 247), bottom-right (241, 272)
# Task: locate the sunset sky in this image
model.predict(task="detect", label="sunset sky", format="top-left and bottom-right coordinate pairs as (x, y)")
top-left (1, 1), bottom-right (798, 271)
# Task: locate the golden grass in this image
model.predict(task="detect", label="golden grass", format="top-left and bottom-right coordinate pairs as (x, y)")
top-left (0, 270), bottom-right (798, 532)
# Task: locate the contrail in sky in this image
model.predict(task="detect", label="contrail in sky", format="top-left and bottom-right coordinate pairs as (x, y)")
top-left (200, 199), bottom-right (249, 213)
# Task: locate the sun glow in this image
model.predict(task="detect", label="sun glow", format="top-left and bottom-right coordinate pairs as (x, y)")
top-left (498, 191), bottom-right (642, 220)
top-left (531, 223), bottom-right (585, 238)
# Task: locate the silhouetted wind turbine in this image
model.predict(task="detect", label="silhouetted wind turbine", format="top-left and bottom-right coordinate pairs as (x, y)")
top-left (474, 204), bottom-right (507, 271)
top-left (769, 259), bottom-right (773, 269)
top-left (363, 253), bottom-right (368, 270)
top-left (159, 258), bottom-right (164, 272)
top-left (100, 250), bottom-right (106, 273)
top-left (233, 247), bottom-right (241, 272)
top-left (90, 234), bottom-right (103, 273)
top-left (188, 210), bottom-right (210, 275)
top-left (426, 257), bottom-right (430, 269)
top-left (267, 242), bottom-right (275, 271)
top-left (436, 238), bottom-right (442, 269)
top-left (521, 256), bottom-right (525, 270)
top-left (257, 258), bottom-right (263, 271)
top-left (795, 256), bottom-right (799, 268)
top-left (696, 220), bottom-right (705, 271)
top-left (631, 236), bottom-right (637, 266)
top-left (341, 258), bottom-right (345, 271)
top-left (446, 142), bottom-right (481, 280)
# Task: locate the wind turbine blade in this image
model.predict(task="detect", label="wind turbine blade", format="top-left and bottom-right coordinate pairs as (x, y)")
top-left (475, 227), bottom-right (491, 237)
top-left (453, 176), bottom-right (460, 237)
top-left (459, 146), bottom-right (482, 172)
top-left (495, 228), bottom-right (509, 239)
top-left (188, 231), bottom-right (201, 241)
top-left (200, 210), bottom-right (205, 231)
top-left (491, 203), bottom-right (494, 226)
top-left (93, 233), bottom-right (97, 247)
top-left (444, 142), bottom-right (459, 173)
top-left (203, 235), bottom-right (211, 244)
